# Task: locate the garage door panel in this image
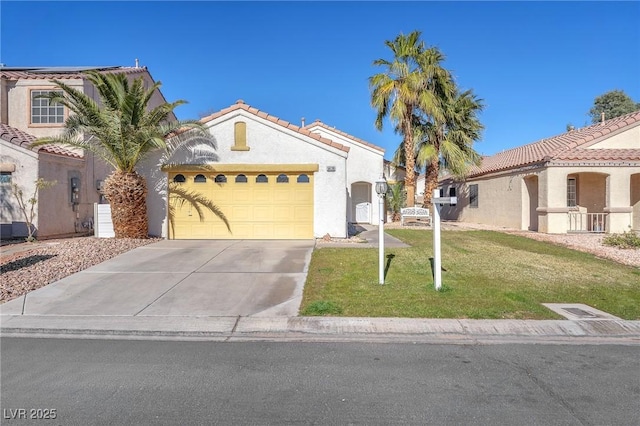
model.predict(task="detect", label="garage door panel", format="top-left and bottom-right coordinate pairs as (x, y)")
top-left (231, 206), bottom-right (251, 221)
top-left (170, 169), bottom-right (314, 239)
top-left (274, 188), bottom-right (293, 202)
top-left (253, 205), bottom-right (273, 219)
top-left (293, 188), bottom-right (313, 202)
top-left (294, 205), bottom-right (313, 221)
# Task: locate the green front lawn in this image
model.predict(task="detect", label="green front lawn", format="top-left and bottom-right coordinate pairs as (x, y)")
top-left (300, 230), bottom-right (640, 319)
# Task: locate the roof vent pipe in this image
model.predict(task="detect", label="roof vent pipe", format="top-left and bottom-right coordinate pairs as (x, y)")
top-left (135, 58), bottom-right (139, 68)
top-left (601, 111), bottom-right (605, 125)
top-left (301, 117), bottom-right (305, 127)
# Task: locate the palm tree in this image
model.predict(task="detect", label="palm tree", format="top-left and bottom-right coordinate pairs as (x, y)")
top-left (30, 71), bottom-right (221, 238)
top-left (369, 30), bottom-right (427, 207)
top-left (416, 88), bottom-right (484, 208)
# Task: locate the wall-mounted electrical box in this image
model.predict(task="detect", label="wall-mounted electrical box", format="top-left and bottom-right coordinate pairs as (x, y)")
top-left (70, 177), bottom-right (80, 205)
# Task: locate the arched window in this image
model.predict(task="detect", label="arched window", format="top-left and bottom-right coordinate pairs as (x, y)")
top-left (173, 174), bottom-right (186, 183)
top-left (235, 174), bottom-right (248, 183)
top-left (277, 174), bottom-right (289, 183)
top-left (256, 174), bottom-right (268, 183)
top-left (214, 174), bottom-right (227, 183)
top-left (297, 174), bottom-right (310, 183)
top-left (194, 174), bottom-right (207, 183)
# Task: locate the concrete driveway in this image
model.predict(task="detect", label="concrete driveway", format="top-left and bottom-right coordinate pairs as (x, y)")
top-left (2, 240), bottom-right (315, 318)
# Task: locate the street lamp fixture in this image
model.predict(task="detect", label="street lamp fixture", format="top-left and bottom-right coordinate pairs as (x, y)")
top-left (375, 175), bottom-right (388, 285)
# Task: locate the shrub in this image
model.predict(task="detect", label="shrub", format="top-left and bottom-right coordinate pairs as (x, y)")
top-left (603, 231), bottom-right (640, 249)
top-left (301, 300), bottom-right (343, 316)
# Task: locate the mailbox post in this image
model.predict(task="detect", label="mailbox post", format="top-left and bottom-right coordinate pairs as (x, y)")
top-left (432, 189), bottom-right (457, 291)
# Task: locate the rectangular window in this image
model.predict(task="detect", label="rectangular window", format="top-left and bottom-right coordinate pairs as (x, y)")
top-left (567, 177), bottom-right (577, 207)
top-left (31, 90), bottom-right (64, 124)
top-left (469, 184), bottom-right (478, 208)
top-left (0, 172), bottom-right (11, 184)
top-left (449, 187), bottom-right (457, 206)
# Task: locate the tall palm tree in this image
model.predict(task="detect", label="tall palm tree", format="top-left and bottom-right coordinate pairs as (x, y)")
top-left (30, 71), bottom-right (219, 238)
top-left (369, 30), bottom-right (427, 207)
top-left (416, 88), bottom-right (484, 208)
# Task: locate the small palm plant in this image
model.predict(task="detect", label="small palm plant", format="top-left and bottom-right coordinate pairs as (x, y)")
top-left (386, 181), bottom-right (406, 222)
top-left (30, 71), bottom-right (227, 238)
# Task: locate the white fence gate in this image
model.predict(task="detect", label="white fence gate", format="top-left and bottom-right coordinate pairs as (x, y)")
top-left (355, 202), bottom-right (371, 223)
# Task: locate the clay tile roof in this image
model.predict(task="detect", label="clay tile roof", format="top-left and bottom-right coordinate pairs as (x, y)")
top-left (0, 66), bottom-right (148, 80)
top-left (199, 101), bottom-right (350, 153)
top-left (466, 110), bottom-right (640, 177)
top-left (0, 123), bottom-right (83, 159)
top-left (303, 120), bottom-right (385, 153)
top-left (553, 148), bottom-right (640, 162)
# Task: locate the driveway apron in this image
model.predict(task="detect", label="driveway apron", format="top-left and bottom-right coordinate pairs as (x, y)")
top-left (3, 240), bottom-right (315, 318)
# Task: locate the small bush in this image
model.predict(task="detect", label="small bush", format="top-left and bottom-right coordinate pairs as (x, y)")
top-left (301, 300), bottom-right (343, 316)
top-left (603, 231), bottom-right (640, 249)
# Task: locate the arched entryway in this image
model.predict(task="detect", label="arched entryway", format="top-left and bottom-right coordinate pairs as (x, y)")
top-left (351, 182), bottom-right (372, 223)
top-left (522, 175), bottom-right (538, 231)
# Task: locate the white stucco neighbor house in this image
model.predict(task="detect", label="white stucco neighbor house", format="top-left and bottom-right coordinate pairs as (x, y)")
top-left (158, 100), bottom-right (387, 240)
top-left (438, 110), bottom-right (640, 234)
top-left (0, 65), bottom-right (171, 239)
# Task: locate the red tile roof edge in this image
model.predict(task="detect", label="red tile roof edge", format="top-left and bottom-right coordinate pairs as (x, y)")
top-left (0, 124), bottom-right (83, 159)
top-left (0, 66), bottom-right (148, 80)
top-left (199, 100), bottom-right (350, 153)
top-left (551, 148), bottom-right (640, 162)
top-left (463, 110), bottom-right (640, 178)
top-left (304, 120), bottom-right (385, 153)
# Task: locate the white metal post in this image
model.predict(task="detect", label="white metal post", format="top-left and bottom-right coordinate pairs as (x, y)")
top-left (433, 189), bottom-right (442, 291)
top-left (379, 194), bottom-right (385, 285)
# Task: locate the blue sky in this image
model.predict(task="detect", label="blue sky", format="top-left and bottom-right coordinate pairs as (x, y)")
top-left (1, 1), bottom-right (638, 160)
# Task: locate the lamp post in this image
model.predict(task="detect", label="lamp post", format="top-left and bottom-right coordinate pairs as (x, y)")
top-left (375, 175), bottom-right (388, 285)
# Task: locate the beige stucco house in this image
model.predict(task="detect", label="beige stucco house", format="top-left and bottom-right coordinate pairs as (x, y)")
top-left (157, 100), bottom-right (388, 240)
top-left (0, 65), bottom-right (169, 239)
top-left (439, 110), bottom-right (640, 234)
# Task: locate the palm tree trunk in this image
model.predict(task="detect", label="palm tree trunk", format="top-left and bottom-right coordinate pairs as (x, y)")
top-left (103, 171), bottom-right (149, 239)
top-left (423, 155), bottom-right (440, 209)
top-left (403, 120), bottom-right (416, 207)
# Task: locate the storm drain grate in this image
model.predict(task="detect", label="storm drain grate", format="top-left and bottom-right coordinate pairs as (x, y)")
top-left (563, 307), bottom-right (599, 318)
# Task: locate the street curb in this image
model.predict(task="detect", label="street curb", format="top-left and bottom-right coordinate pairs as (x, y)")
top-left (2, 316), bottom-right (640, 344)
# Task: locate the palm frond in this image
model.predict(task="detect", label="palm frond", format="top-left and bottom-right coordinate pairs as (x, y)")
top-left (168, 182), bottom-right (231, 235)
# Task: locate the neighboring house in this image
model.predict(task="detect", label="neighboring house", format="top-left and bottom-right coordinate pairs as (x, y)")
top-left (0, 65), bottom-right (170, 239)
top-left (158, 100), bottom-right (387, 239)
top-left (0, 124), bottom-right (85, 237)
top-left (439, 110), bottom-right (640, 234)
top-left (384, 160), bottom-right (407, 186)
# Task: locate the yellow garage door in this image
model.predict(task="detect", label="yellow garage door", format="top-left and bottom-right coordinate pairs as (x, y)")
top-left (169, 168), bottom-right (315, 239)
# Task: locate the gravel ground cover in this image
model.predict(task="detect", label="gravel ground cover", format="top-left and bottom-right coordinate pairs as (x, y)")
top-left (0, 237), bottom-right (159, 303)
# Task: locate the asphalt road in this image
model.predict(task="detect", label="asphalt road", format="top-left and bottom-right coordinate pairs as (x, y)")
top-left (1, 338), bottom-right (638, 425)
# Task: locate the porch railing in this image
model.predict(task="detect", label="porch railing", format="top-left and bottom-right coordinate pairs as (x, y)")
top-left (567, 212), bottom-right (608, 233)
